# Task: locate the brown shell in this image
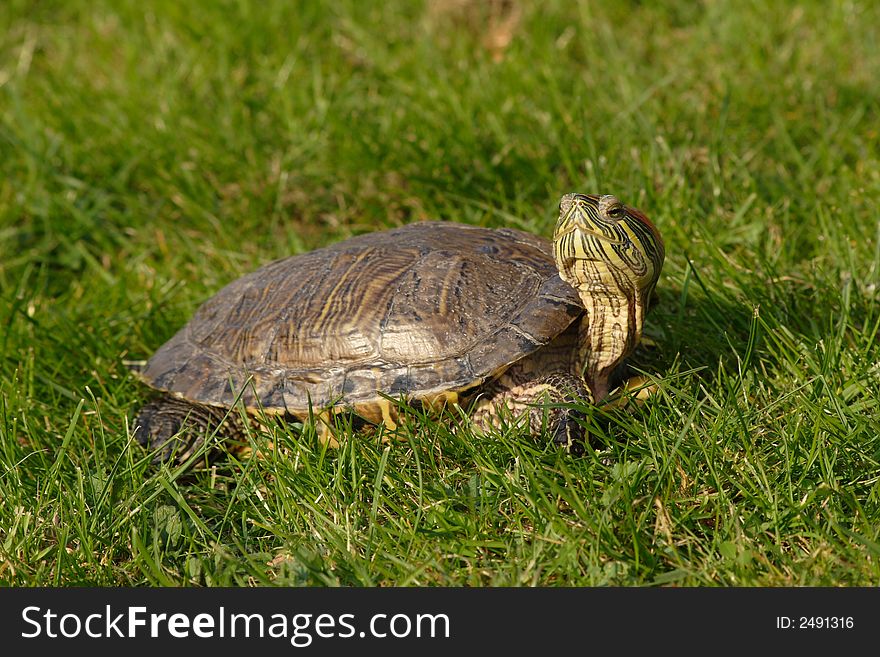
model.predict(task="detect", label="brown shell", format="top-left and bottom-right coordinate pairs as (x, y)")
top-left (139, 221), bottom-right (583, 415)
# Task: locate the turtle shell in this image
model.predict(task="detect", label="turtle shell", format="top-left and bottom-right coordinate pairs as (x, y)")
top-left (139, 221), bottom-right (583, 419)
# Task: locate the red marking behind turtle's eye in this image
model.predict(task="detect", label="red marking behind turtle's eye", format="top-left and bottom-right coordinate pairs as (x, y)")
top-left (626, 206), bottom-right (664, 245)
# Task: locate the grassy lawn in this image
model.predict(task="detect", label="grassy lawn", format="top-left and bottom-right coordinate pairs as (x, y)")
top-left (1, 0), bottom-right (879, 586)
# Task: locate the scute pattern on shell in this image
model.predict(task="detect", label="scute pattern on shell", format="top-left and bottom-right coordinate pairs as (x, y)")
top-left (140, 222), bottom-right (583, 413)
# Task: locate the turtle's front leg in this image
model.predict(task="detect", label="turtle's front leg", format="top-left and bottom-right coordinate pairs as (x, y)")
top-left (603, 374), bottom-right (659, 410)
top-left (133, 396), bottom-right (240, 464)
top-left (469, 370), bottom-right (593, 450)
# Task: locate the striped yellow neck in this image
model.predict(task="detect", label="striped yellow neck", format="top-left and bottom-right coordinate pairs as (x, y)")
top-left (558, 257), bottom-right (644, 400)
top-left (552, 193), bottom-right (664, 400)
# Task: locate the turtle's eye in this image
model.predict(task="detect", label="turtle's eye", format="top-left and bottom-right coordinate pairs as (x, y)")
top-left (607, 205), bottom-right (625, 219)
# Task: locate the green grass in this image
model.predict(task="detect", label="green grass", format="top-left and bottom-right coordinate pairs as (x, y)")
top-left (2, 0), bottom-right (880, 586)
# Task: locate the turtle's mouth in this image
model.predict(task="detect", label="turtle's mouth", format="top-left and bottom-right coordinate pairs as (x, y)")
top-left (558, 200), bottom-right (627, 246)
top-left (556, 221), bottom-right (626, 247)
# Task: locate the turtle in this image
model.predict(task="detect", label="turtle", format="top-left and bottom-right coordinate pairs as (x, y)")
top-left (133, 193), bottom-right (664, 462)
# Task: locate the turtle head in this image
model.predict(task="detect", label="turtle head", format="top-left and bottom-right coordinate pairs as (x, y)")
top-left (553, 193), bottom-right (664, 302)
top-left (552, 193), bottom-right (665, 399)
